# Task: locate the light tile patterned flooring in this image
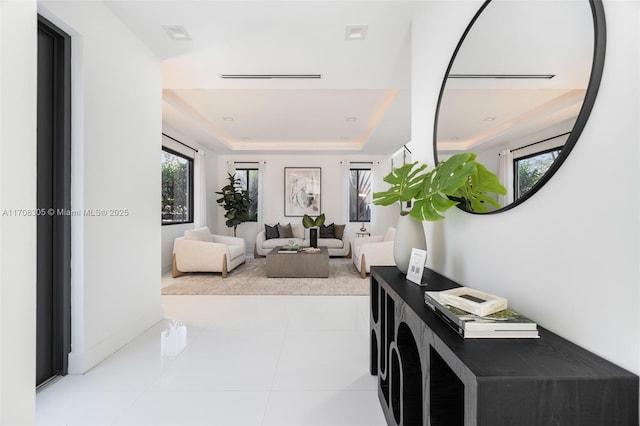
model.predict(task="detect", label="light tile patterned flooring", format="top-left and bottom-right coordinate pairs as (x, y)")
top-left (36, 295), bottom-right (386, 425)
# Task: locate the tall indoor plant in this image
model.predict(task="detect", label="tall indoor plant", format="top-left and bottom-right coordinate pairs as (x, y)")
top-left (373, 152), bottom-right (506, 272)
top-left (216, 173), bottom-right (252, 237)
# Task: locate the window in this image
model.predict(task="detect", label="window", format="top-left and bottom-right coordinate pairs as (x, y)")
top-left (234, 168), bottom-right (258, 221)
top-left (349, 168), bottom-right (372, 222)
top-left (161, 147), bottom-right (193, 225)
top-left (514, 147), bottom-right (562, 200)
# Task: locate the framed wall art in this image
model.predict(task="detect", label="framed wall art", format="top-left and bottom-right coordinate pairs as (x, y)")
top-left (284, 167), bottom-right (321, 217)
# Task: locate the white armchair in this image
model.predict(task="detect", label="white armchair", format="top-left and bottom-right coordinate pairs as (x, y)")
top-left (351, 227), bottom-right (396, 278)
top-left (172, 227), bottom-right (246, 278)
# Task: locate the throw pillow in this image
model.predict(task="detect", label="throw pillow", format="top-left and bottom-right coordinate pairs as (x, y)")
top-left (334, 224), bottom-right (345, 240)
top-left (319, 223), bottom-right (335, 238)
top-left (184, 227), bottom-right (213, 242)
top-left (265, 223), bottom-right (280, 240)
top-left (277, 223), bottom-right (294, 238)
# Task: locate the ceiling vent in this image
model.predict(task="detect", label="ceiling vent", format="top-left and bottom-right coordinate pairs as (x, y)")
top-left (448, 74), bottom-right (555, 79)
top-left (220, 74), bottom-right (322, 79)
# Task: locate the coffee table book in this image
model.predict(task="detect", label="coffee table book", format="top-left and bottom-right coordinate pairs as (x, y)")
top-left (438, 286), bottom-right (507, 316)
top-left (424, 291), bottom-right (539, 339)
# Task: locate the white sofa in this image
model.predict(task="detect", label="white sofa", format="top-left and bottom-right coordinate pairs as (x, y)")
top-left (172, 227), bottom-right (246, 278)
top-left (351, 227), bottom-right (396, 278)
top-left (255, 223), bottom-right (350, 257)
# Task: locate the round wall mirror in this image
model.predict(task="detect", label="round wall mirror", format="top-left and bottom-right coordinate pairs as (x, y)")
top-left (434, 0), bottom-right (606, 213)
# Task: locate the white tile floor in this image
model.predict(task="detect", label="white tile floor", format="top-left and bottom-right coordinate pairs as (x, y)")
top-left (36, 295), bottom-right (386, 426)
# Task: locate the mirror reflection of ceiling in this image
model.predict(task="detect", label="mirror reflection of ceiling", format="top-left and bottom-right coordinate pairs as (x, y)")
top-left (436, 0), bottom-right (594, 157)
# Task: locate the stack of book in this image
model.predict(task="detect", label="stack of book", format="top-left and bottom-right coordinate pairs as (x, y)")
top-left (424, 290), bottom-right (539, 339)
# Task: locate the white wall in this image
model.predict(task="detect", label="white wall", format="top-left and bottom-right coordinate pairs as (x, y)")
top-left (212, 154), bottom-right (399, 253)
top-left (205, 147), bottom-right (220, 232)
top-left (39, 1), bottom-right (163, 373)
top-left (413, 0), bottom-right (639, 374)
top-left (0, 1), bottom-right (38, 423)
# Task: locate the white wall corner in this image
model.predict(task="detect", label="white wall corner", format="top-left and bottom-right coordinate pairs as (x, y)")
top-left (68, 307), bottom-right (164, 374)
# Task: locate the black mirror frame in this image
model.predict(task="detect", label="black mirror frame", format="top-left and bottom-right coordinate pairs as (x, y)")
top-left (433, 0), bottom-right (607, 214)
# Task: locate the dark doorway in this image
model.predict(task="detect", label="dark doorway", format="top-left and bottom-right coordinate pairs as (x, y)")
top-left (36, 15), bottom-right (71, 387)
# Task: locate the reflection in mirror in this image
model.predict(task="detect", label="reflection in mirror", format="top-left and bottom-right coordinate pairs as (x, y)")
top-left (434, 0), bottom-right (605, 213)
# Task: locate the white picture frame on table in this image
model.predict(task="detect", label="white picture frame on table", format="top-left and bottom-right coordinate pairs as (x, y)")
top-left (406, 248), bottom-right (427, 285)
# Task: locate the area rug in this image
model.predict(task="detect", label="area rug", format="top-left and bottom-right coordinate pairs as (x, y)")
top-left (161, 257), bottom-right (369, 296)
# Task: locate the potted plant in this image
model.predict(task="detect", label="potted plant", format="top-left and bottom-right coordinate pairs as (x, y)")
top-left (373, 152), bottom-right (506, 272)
top-left (302, 213), bottom-right (325, 228)
top-left (215, 173), bottom-right (252, 237)
top-left (302, 213), bottom-right (325, 248)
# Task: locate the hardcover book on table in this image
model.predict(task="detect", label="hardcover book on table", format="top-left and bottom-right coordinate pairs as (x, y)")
top-left (424, 291), bottom-right (539, 339)
top-left (438, 286), bottom-right (507, 316)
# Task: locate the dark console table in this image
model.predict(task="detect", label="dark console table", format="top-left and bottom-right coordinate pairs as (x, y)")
top-left (370, 266), bottom-right (638, 426)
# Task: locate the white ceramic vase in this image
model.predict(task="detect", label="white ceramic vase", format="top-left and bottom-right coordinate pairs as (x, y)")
top-left (393, 212), bottom-right (427, 274)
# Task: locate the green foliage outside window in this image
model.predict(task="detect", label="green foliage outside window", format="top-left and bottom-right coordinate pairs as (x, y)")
top-left (161, 149), bottom-right (192, 224)
top-left (515, 149), bottom-right (561, 199)
top-left (349, 169), bottom-right (371, 222)
top-left (234, 169), bottom-right (259, 221)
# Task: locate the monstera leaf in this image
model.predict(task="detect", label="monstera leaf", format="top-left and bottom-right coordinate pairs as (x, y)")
top-left (302, 213), bottom-right (325, 228)
top-left (454, 162), bottom-right (506, 213)
top-left (410, 153), bottom-right (477, 221)
top-left (373, 153), bottom-right (506, 221)
top-left (372, 162), bottom-right (427, 211)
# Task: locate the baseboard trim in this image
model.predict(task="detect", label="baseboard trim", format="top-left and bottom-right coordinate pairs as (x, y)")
top-left (67, 306), bottom-right (164, 374)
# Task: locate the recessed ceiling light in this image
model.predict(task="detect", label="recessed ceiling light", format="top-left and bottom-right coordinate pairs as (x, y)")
top-left (162, 25), bottom-right (191, 41)
top-left (345, 117), bottom-right (357, 122)
top-left (483, 117), bottom-right (496, 122)
top-left (223, 117), bottom-right (234, 122)
top-left (345, 25), bottom-right (368, 41)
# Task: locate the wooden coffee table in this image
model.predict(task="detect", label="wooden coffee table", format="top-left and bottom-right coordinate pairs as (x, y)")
top-left (266, 246), bottom-right (329, 278)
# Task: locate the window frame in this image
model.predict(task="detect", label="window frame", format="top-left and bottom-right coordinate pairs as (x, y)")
top-left (161, 146), bottom-right (194, 226)
top-left (234, 167), bottom-right (259, 222)
top-left (349, 168), bottom-right (372, 223)
top-left (513, 146), bottom-right (563, 201)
